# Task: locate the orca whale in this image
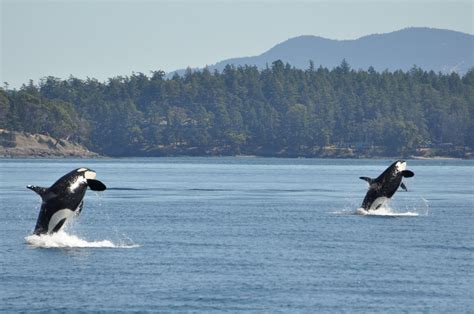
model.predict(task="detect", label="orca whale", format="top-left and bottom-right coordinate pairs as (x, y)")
top-left (359, 160), bottom-right (414, 211)
top-left (28, 168), bottom-right (106, 235)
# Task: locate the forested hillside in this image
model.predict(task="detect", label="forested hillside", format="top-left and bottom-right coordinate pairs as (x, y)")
top-left (1, 60), bottom-right (473, 157)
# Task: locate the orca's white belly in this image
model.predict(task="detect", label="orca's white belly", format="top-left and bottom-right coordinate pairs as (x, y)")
top-left (369, 197), bottom-right (389, 210)
top-left (48, 209), bottom-right (75, 233)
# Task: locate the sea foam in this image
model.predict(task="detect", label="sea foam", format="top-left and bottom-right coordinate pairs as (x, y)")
top-left (25, 231), bottom-right (139, 249)
top-left (355, 206), bottom-right (420, 216)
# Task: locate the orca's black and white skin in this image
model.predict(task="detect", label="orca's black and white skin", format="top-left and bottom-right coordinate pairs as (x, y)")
top-left (27, 168), bottom-right (106, 235)
top-left (359, 160), bottom-right (414, 211)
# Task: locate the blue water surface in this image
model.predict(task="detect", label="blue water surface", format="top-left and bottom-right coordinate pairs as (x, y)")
top-left (1, 158), bottom-right (473, 312)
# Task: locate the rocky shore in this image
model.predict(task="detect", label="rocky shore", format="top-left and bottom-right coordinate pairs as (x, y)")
top-left (0, 129), bottom-right (99, 158)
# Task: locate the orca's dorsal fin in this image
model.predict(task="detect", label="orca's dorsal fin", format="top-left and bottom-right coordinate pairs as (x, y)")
top-left (400, 182), bottom-right (408, 191)
top-left (402, 170), bottom-right (415, 178)
top-left (359, 177), bottom-right (375, 185)
top-left (27, 185), bottom-right (49, 198)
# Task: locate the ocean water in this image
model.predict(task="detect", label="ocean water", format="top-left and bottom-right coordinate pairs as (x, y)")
top-left (1, 157), bottom-right (473, 312)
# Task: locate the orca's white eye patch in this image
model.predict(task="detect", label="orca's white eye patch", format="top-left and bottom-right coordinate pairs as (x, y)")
top-left (84, 171), bottom-right (96, 179)
top-left (396, 162), bottom-right (407, 172)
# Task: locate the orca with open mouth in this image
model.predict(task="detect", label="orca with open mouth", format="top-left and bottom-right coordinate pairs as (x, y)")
top-left (359, 160), bottom-right (414, 211)
top-left (28, 168), bottom-right (106, 235)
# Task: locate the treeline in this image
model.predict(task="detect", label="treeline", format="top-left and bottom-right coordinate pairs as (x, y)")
top-left (1, 60), bottom-right (473, 157)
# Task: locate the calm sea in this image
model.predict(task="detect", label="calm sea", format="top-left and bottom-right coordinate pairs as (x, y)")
top-left (1, 158), bottom-right (473, 312)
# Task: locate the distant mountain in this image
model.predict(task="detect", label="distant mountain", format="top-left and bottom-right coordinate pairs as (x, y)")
top-left (171, 27), bottom-right (473, 75)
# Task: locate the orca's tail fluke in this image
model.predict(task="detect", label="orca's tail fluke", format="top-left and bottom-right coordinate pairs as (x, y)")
top-left (27, 185), bottom-right (48, 198)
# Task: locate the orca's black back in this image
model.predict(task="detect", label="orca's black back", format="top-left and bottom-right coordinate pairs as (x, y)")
top-left (33, 188), bottom-right (87, 234)
top-left (33, 170), bottom-right (88, 235)
top-left (361, 161), bottom-right (405, 210)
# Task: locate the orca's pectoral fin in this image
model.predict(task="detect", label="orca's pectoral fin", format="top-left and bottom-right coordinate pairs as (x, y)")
top-left (27, 185), bottom-right (48, 197)
top-left (400, 182), bottom-right (408, 191)
top-left (76, 201), bottom-right (84, 215)
top-left (402, 170), bottom-right (414, 178)
top-left (359, 177), bottom-right (375, 185)
top-left (52, 218), bottom-right (67, 233)
top-left (87, 179), bottom-right (107, 191)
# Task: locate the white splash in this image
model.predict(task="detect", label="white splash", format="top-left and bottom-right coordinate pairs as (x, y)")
top-left (25, 231), bottom-right (139, 249)
top-left (356, 206), bottom-right (420, 217)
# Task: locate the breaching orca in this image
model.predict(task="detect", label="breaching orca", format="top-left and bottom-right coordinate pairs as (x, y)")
top-left (359, 160), bottom-right (414, 211)
top-left (27, 168), bottom-right (106, 235)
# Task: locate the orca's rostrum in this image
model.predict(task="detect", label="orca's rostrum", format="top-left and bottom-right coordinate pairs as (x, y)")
top-left (359, 160), bottom-right (414, 211)
top-left (28, 168), bottom-right (106, 235)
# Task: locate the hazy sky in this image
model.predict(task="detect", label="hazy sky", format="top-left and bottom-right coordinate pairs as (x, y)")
top-left (1, 0), bottom-right (473, 88)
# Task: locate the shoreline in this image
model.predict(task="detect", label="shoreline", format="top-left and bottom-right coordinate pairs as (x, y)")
top-left (1, 130), bottom-right (471, 160)
top-left (0, 154), bottom-right (469, 160)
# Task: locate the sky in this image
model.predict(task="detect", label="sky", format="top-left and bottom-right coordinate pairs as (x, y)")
top-left (1, 0), bottom-right (473, 88)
